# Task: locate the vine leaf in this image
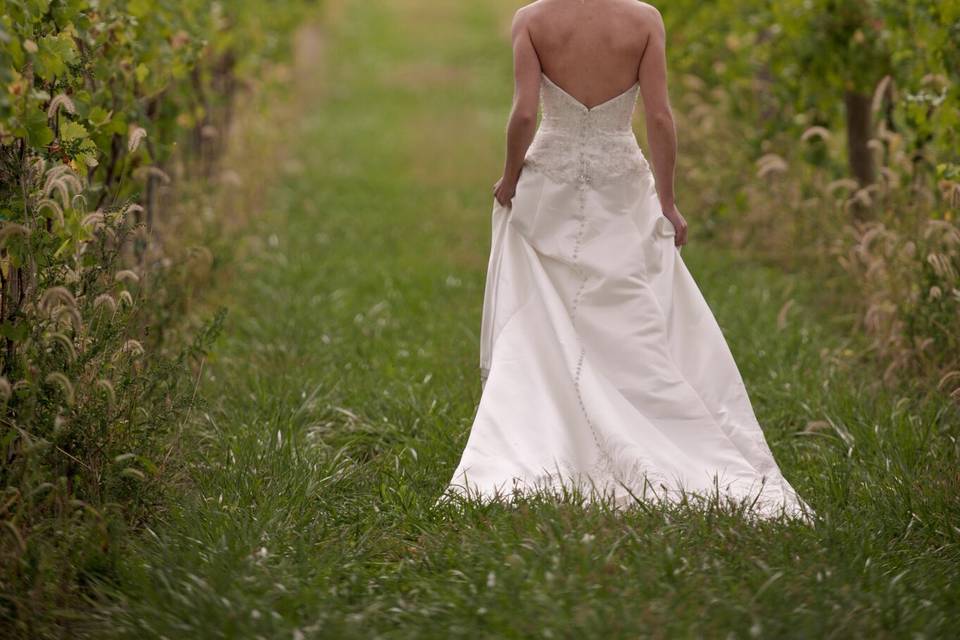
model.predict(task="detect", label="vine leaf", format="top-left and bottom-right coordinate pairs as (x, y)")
top-left (35, 33), bottom-right (78, 80)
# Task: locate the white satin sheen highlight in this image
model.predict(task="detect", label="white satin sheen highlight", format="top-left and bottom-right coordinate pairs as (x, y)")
top-left (439, 74), bottom-right (811, 522)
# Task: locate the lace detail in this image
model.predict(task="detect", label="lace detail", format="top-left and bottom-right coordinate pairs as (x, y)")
top-left (524, 73), bottom-right (650, 186)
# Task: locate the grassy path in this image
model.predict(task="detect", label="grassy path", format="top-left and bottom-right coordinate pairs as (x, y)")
top-left (100, 1), bottom-right (958, 637)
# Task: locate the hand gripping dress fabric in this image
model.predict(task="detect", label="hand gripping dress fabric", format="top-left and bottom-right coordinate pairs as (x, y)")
top-left (438, 73), bottom-right (813, 522)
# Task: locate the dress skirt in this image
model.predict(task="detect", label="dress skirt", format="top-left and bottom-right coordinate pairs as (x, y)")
top-left (439, 164), bottom-right (812, 522)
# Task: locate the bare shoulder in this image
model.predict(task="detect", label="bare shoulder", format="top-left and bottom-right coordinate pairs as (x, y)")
top-left (511, 1), bottom-right (542, 26)
top-left (508, 1), bottom-right (538, 40)
top-left (634, 2), bottom-right (662, 18)
top-left (513, 0), bottom-right (551, 26)
top-left (514, 0), bottom-right (663, 38)
top-left (632, 2), bottom-right (665, 31)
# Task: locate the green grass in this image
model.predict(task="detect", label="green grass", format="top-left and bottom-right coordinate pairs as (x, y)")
top-left (93, 1), bottom-right (959, 637)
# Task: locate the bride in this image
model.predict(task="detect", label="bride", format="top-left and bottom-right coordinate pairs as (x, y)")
top-left (438, 0), bottom-right (812, 522)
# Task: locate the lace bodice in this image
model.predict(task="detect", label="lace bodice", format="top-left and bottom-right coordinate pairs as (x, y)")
top-left (524, 73), bottom-right (650, 187)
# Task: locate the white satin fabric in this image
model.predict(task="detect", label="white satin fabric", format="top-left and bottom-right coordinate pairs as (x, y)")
top-left (438, 74), bottom-right (812, 522)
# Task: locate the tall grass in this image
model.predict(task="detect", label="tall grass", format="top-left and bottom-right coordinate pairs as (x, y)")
top-left (664, 75), bottom-right (960, 398)
top-left (0, 1), bottom-right (318, 635)
top-left (0, 160), bottom-right (225, 634)
top-left (89, 1), bottom-right (960, 637)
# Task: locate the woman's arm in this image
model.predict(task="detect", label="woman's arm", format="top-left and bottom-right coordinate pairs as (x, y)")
top-left (494, 9), bottom-right (541, 207)
top-left (637, 7), bottom-right (687, 246)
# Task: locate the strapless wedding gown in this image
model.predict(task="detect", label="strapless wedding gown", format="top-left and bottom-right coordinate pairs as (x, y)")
top-left (438, 73), bottom-right (812, 522)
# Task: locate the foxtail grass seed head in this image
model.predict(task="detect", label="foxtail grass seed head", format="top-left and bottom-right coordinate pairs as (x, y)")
top-left (122, 339), bottom-right (145, 358)
top-left (44, 372), bottom-right (75, 406)
top-left (81, 211), bottom-right (106, 230)
top-left (39, 286), bottom-right (78, 313)
top-left (123, 203), bottom-right (145, 218)
top-left (756, 154), bottom-right (788, 178)
top-left (0, 222), bottom-right (32, 246)
top-left (94, 293), bottom-right (118, 316)
top-left (57, 305), bottom-right (84, 334)
top-left (46, 332), bottom-right (77, 362)
top-left (826, 178), bottom-right (860, 197)
top-left (71, 192), bottom-right (87, 211)
top-left (128, 125), bottom-right (148, 153)
top-left (37, 198), bottom-right (65, 226)
top-left (96, 379), bottom-right (117, 408)
top-left (46, 94), bottom-right (76, 118)
top-left (800, 126), bottom-right (831, 142)
top-left (115, 270), bottom-right (141, 285)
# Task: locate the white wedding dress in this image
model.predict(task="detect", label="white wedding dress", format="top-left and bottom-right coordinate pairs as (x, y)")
top-left (438, 73), bottom-right (812, 522)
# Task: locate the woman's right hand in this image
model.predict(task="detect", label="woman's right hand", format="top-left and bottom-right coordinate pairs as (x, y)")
top-left (662, 204), bottom-right (688, 247)
top-left (493, 176), bottom-right (517, 208)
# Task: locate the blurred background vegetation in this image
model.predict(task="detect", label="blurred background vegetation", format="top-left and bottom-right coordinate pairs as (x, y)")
top-left (660, 0), bottom-right (959, 391)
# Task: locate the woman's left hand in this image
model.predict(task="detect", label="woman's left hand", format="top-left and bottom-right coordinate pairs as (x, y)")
top-left (493, 176), bottom-right (517, 207)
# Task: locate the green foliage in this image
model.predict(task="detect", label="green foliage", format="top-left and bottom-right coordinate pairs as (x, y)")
top-left (664, 0), bottom-right (960, 162)
top-left (661, 0), bottom-right (960, 388)
top-left (0, 0), bottom-right (316, 635)
top-left (0, 0), bottom-right (316, 204)
top-left (772, 0), bottom-right (891, 94)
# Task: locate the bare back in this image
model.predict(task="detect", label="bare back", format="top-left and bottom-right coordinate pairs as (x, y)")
top-left (498, 0), bottom-right (682, 244)
top-left (524, 0), bottom-right (659, 109)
